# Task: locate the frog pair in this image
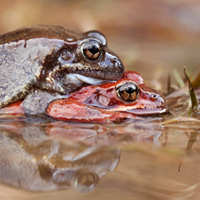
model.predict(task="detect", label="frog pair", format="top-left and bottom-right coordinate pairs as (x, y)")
top-left (0, 25), bottom-right (167, 122)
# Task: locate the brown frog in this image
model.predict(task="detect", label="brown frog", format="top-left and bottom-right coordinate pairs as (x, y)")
top-left (0, 25), bottom-right (124, 108)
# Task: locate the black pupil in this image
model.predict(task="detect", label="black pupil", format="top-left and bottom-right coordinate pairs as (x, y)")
top-left (88, 45), bottom-right (99, 55)
top-left (124, 86), bottom-right (135, 94)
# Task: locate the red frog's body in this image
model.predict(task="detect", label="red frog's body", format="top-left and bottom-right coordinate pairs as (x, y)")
top-left (46, 71), bottom-right (167, 123)
top-left (0, 71), bottom-right (167, 123)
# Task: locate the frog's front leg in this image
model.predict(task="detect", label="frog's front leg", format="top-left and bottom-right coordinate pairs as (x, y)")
top-left (0, 90), bottom-right (60, 116)
top-left (46, 99), bottom-right (133, 123)
top-left (0, 101), bottom-right (24, 116)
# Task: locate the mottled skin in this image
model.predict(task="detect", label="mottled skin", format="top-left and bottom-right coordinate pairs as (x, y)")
top-left (0, 25), bottom-right (124, 108)
top-left (0, 71), bottom-right (167, 122)
top-left (46, 71), bottom-right (167, 123)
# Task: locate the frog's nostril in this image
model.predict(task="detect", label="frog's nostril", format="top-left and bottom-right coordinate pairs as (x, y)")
top-left (151, 94), bottom-right (157, 99)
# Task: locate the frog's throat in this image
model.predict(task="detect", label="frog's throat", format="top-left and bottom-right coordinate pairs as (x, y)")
top-left (74, 74), bottom-right (106, 85)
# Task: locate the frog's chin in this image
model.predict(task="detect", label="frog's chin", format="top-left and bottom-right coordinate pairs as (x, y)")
top-left (110, 107), bottom-right (167, 115)
top-left (127, 107), bottom-right (168, 115)
top-left (73, 74), bottom-right (106, 85)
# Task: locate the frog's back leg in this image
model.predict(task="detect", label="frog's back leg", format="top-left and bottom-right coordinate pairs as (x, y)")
top-left (0, 81), bottom-right (32, 108)
top-left (0, 41), bottom-right (34, 108)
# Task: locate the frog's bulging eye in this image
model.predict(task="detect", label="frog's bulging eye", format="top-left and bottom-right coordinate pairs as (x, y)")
top-left (117, 82), bottom-right (139, 101)
top-left (81, 41), bottom-right (102, 60)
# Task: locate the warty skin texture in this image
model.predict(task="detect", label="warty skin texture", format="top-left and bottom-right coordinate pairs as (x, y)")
top-left (0, 25), bottom-right (124, 108)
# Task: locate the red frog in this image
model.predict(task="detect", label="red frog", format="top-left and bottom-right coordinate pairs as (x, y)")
top-left (0, 71), bottom-right (167, 123)
top-left (46, 71), bottom-right (167, 123)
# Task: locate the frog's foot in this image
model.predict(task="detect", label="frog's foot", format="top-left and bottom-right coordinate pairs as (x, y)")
top-left (46, 99), bottom-right (136, 123)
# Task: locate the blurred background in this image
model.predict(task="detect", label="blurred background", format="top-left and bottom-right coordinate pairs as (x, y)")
top-left (0, 0), bottom-right (200, 91)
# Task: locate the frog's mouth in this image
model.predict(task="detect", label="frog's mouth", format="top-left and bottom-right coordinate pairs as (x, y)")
top-left (59, 73), bottom-right (108, 94)
top-left (73, 74), bottom-right (107, 85)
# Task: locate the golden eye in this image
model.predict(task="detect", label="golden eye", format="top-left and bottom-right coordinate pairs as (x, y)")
top-left (81, 41), bottom-right (102, 60)
top-left (117, 82), bottom-right (139, 101)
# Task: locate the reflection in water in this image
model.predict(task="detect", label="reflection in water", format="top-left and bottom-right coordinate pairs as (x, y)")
top-left (0, 122), bottom-right (120, 192)
top-left (0, 113), bottom-right (200, 198)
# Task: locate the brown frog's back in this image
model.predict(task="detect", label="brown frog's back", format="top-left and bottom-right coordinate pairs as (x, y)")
top-left (0, 25), bottom-right (84, 45)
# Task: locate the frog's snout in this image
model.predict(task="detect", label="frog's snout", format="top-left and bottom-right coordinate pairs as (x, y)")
top-left (101, 52), bottom-right (124, 80)
top-left (114, 60), bottom-right (124, 79)
top-left (150, 93), bottom-right (167, 110)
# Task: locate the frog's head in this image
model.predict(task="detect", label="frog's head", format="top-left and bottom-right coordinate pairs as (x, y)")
top-left (36, 26), bottom-right (124, 94)
top-left (111, 80), bottom-right (167, 115)
top-left (82, 71), bottom-right (167, 115)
